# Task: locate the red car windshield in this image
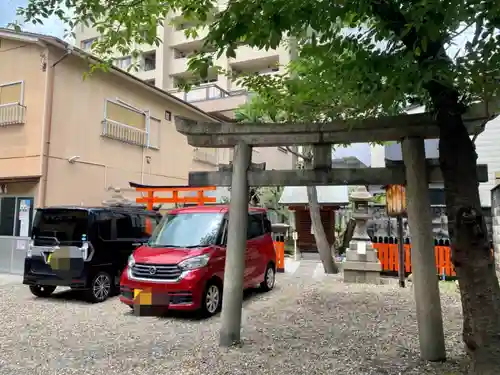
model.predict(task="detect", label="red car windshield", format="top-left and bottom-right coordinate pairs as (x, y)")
top-left (148, 212), bottom-right (224, 248)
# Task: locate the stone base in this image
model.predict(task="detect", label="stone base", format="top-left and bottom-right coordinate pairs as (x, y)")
top-left (343, 240), bottom-right (382, 284)
top-left (343, 268), bottom-right (381, 284)
top-left (345, 248), bottom-right (379, 262)
top-left (343, 256), bottom-right (382, 285)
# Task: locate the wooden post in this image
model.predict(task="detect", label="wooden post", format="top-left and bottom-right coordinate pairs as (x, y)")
top-left (397, 215), bottom-right (405, 287)
top-left (401, 137), bottom-right (446, 361)
top-left (219, 142), bottom-right (251, 347)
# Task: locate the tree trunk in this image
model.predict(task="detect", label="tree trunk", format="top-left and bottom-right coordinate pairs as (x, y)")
top-left (306, 185), bottom-right (338, 274)
top-left (433, 88), bottom-right (500, 373)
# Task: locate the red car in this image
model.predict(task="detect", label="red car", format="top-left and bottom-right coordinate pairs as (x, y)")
top-left (119, 205), bottom-right (277, 316)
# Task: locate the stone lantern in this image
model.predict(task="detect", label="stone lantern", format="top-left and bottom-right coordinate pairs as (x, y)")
top-left (343, 186), bottom-right (382, 284)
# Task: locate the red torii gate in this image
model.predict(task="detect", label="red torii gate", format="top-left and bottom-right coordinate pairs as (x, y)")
top-left (129, 182), bottom-right (218, 233)
top-left (129, 182), bottom-right (218, 210)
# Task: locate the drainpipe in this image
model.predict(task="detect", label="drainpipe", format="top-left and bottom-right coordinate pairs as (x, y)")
top-left (38, 49), bottom-right (72, 208)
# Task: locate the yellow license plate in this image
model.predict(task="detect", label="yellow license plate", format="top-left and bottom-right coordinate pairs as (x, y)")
top-left (133, 289), bottom-right (152, 305)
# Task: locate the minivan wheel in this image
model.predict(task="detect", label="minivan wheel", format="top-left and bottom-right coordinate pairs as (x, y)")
top-left (86, 271), bottom-right (112, 303)
top-left (200, 282), bottom-right (222, 317)
top-left (29, 285), bottom-right (56, 298)
top-left (260, 263), bottom-right (275, 292)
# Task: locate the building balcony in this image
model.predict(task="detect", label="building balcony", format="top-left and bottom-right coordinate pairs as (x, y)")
top-left (0, 103), bottom-right (26, 126)
top-left (101, 119), bottom-right (148, 147)
top-left (170, 84), bottom-right (250, 115)
top-left (170, 28), bottom-right (208, 47)
top-left (172, 84), bottom-right (229, 102)
top-left (193, 147), bottom-right (218, 165)
top-left (231, 46), bottom-right (280, 65)
top-left (135, 69), bottom-right (156, 82)
top-left (170, 57), bottom-right (190, 75)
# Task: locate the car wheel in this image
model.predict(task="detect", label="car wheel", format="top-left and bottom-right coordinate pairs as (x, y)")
top-left (86, 271), bottom-right (112, 303)
top-left (29, 285), bottom-right (56, 297)
top-left (200, 281), bottom-right (222, 317)
top-left (260, 263), bottom-right (275, 292)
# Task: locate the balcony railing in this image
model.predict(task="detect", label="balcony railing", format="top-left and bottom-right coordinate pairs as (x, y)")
top-left (171, 84), bottom-right (248, 103)
top-left (101, 119), bottom-right (148, 147)
top-left (193, 147), bottom-right (218, 165)
top-left (0, 103), bottom-right (26, 126)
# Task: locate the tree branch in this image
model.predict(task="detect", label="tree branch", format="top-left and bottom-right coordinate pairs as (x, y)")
top-left (471, 19), bottom-right (484, 47)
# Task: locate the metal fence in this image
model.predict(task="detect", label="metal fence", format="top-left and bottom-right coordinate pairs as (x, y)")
top-left (0, 236), bottom-right (29, 275)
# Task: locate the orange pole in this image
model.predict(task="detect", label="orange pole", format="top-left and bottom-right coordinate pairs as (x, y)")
top-left (275, 240), bottom-right (285, 273)
top-left (146, 191), bottom-right (154, 210)
top-left (197, 190), bottom-right (205, 205)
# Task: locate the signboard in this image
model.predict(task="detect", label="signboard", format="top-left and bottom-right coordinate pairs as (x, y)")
top-left (18, 199), bottom-right (31, 237)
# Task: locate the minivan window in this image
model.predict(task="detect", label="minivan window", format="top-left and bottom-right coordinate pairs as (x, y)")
top-left (149, 212), bottom-right (224, 248)
top-left (115, 213), bottom-right (158, 240)
top-left (96, 212), bottom-right (113, 240)
top-left (32, 209), bottom-right (89, 245)
top-left (247, 214), bottom-right (264, 239)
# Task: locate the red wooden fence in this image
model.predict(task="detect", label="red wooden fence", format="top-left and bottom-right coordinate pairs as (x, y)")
top-left (373, 243), bottom-right (456, 277)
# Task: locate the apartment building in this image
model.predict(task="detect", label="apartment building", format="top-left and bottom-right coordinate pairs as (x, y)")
top-left (0, 28), bottom-right (231, 239)
top-left (75, 6), bottom-right (294, 171)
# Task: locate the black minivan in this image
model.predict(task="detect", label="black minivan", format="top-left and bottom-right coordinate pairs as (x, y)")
top-left (23, 206), bottom-right (162, 303)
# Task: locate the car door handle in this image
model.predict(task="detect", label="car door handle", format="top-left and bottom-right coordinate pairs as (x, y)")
top-left (132, 242), bottom-right (143, 247)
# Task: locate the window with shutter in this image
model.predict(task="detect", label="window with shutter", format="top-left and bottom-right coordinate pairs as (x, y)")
top-left (102, 99), bottom-right (149, 146)
top-left (0, 82), bottom-right (22, 104)
top-left (0, 82), bottom-right (25, 125)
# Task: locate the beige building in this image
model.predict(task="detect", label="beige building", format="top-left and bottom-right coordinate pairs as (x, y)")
top-left (0, 28), bottom-right (233, 237)
top-left (75, 8), bottom-right (294, 171)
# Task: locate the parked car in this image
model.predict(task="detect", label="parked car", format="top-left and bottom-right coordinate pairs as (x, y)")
top-left (119, 205), bottom-right (277, 316)
top-left (23, 205), bottom-right (162, 303)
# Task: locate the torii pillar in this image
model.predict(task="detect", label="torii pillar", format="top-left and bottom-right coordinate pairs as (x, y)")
top-left (402, 137), bottom-right (446, 361)
top-left (219, 141), bottom-right (252, 347)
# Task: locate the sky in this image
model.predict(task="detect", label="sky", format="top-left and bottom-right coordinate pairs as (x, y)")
top-left (0, 0), bottom-right (66, 38)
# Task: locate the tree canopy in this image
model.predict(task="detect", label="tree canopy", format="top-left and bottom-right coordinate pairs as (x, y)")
top-left (14, 0), bottom-right (500, 121)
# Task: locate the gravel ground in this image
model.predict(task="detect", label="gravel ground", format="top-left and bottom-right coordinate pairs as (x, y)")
top-left (0, 265), bottom-right (468, 375)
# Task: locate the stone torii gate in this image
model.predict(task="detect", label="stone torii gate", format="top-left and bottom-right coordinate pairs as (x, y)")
top-left (175, 103), bottom-right (493, 361)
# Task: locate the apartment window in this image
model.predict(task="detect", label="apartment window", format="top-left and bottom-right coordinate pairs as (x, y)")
top-left (174, 20), bottom-right (198, 31)
top-left (142, 51), bottom-right (156, 71)
top-left (102, 99), bottom-right (148, 146)
top-left (113, 56), bottom-right (132, 70)
top-left (80, 38), bottom-right (97, 50)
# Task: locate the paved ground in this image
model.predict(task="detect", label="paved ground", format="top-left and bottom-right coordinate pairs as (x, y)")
top-left (0, 262), bottom-right (468, 375)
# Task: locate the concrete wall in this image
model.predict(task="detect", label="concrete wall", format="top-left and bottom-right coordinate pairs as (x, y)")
top-left (0, 38), bottom-right (46, 180)
top-left (45, 48), bottom-right (227, 206)
top-left (0, 37), bottom-right (230, 209)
